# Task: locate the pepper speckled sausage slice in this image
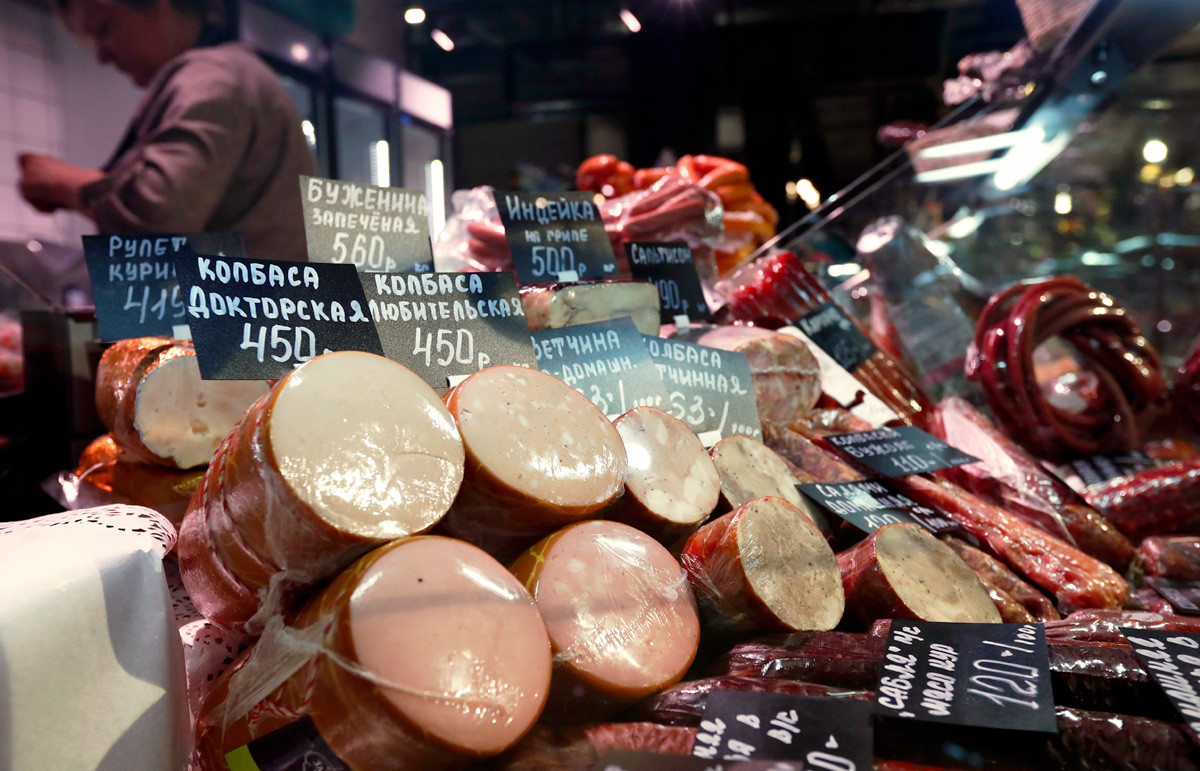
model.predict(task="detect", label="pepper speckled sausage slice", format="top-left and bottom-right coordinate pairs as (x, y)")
top-left (680, 496), bottom-right (844, 634)
top-left (836, 522), bottom-right (1000, 626)
top-left (510, 519), bottom-right (700, 722)
top-left (195, 536), bottom-right (552, 770)
top-left (709, 434), bottom-right (829, 532)
top-left (607, 406), bottom-right (719, 542)
top-left (440, 366), bottom-right (627, 558)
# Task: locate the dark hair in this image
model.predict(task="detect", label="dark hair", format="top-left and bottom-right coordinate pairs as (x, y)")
top-left (56, 0), bottom-right (218, 11)
top-left (55, 0), bottom-right (232, 43)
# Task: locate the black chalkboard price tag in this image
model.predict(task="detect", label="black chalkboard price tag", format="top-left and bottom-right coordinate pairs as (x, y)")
top-left (300, 175), bottom-right (433, 273)
top-left (875, 621), bottom-right (1056, 733)
top-left (692, 690), bottom-right (873, 766)
top-left (1121, 628), bottom-right (1200, 738)
top-left (794, 301), bottom-right (877, 374)
top-left (174, 254), bottom-right (384, 380)
top-left (362, 271), bottom-right (538, 389)
top-left (531, 318), bottom-right (668, 418)
top-left (824, 426), bottom-right (979, 477)
top-left (595, 749), bottom-right (803, 770)
top-left (626, 241), bottom-right (712, 325)
top-left (642, 335), bottom-right (762, 446)
top-left (226, 716), bottom-right (350, 771)
top-left (798, 479), bottom-right (958, 535)
top-left (495, 191), bottom-right (618, 284)
top-left (84, 232), bottom-right (245, 341)
top-left (1057, 450), bottom-right (1157, 492)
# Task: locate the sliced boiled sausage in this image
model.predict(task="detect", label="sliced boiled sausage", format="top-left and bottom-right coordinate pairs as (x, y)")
top-left (680, 496), bottom-right (844, 634)
top-left (607, 406), bottom-right (719, 542)
top-left (510, 519), bottom-right (700, 722)
top-left (837, 522), bottom-right (1000, 626)
top-left (195, 536), bottom-right (552, 770)
top-left (440, 365), bottom-right (626, 558)
top-left (95, 336), bottom-right (268, 469)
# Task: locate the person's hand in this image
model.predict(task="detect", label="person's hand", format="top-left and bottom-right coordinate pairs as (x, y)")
top-left (18, 153), bottom-right (105, 214)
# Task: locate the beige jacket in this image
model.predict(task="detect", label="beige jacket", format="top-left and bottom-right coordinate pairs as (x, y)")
top-left (82, 42), bottom-right (314, 262)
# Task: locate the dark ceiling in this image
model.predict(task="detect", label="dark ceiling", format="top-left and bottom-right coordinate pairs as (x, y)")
top-left (402, 0), bottom-right (1028, 216)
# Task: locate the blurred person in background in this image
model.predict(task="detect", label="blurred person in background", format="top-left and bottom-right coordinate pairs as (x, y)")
top-left (16, 0), bottom-right (313, 261)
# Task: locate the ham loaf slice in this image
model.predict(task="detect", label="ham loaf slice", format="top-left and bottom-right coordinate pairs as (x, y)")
top-left (709, 434), bottom-right (828, 533)
top-left (195, 536), bottom-right (552, 769)
top-left (510, 520), bottom-right (700, 722)
top-left (607, 406), bottom-right (719, 542)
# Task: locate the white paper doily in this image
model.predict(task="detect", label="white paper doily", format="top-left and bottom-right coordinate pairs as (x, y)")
top-left (0, 504), bottom-right (176, 557)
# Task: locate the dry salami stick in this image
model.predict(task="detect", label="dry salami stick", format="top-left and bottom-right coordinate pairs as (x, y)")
top-left (1084, 458), bottom-right (1200, 540)
top-left (627, 674), bottom-right (872, 727)
top-left (930, 396), bottom-right (1134, 570)
top-left (1139, 535), bottom-right (1200, 581)
top-left (788, 417), bottom-right (1129, 613)
top-left (943, 537), bottom-right (1060, 622)
top-left (894, 475), bottom-right (1129, 613)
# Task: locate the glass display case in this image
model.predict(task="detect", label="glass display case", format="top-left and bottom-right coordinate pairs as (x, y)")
top-left (755, 0), bottom-right (1200, 371)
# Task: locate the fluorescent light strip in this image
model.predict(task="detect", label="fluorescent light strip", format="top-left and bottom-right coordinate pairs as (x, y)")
top-left (426, 159), bottom-right (446, 242)
top-left (370, 140), bottom-right (390, 188)
top-left (916, 128), bottom-right (1044, 159)
top-left (914, 158), bottom-right (1006, 184)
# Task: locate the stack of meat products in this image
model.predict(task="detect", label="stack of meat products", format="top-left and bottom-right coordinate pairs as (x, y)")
top-left (88, 256), bottom-right (1200, 767)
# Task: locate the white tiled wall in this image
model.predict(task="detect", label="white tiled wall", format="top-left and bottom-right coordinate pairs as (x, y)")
top-left (0, 0), bottom-right (73, 244)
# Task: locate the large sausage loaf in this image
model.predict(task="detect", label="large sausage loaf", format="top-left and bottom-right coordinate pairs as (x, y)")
top-left (509, 519), bottom-right (700, 722)
top-left (178, 351), bottom-right (465, 632)
top-left (439, 365), bottom-right (627, 559)
top-left (194, 536), bottom-right (552, 770)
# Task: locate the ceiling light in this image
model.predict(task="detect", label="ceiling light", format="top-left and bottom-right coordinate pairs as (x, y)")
top-left (1054, 191), bottom-right (1072, 215)
top-left (431, 28), bottom-right (454, 51)
top-left (370, 140), bottom-right (390, 188)
top-left (1143, 139), bottom-right (1168, 164)
top-left (289, 43), bottom-right (311, 63)
top-left (404, 7), bottom-right (426, 24)
top-left (620, 9), bottom-right (642, 32)
top-left (795, 178), bottom-right (820, 209)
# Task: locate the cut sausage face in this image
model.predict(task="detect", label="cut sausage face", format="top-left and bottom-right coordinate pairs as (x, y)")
top-left (874, 524), bottom-right (999, 623)
top-left (451, 366), bottom-right (626, 511)
top-left (521, 281), bottom-right (661, 337)
top-left (268, 351), bottom-right (465, 539)
top-left (615, 406), bottom-right (719, 528)
top-left (710, 435), bottom-right (827, 531)
top-left (516, 520), bottom-right (700, 700)
top-left (348, 537), bottom-right (551, 755)
top-left (133, 354), bottom-right (267, 469)
top-left (737, 498), bottom-right (844, 631)
top-left (842, 523), bottom-right (1001, 624)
